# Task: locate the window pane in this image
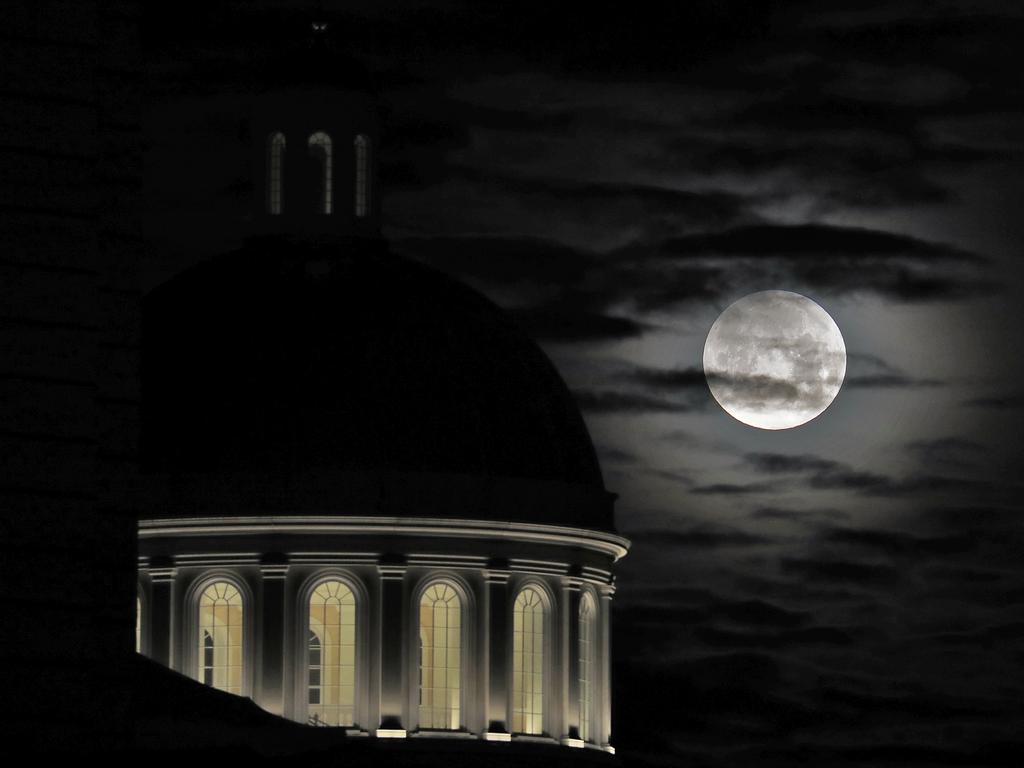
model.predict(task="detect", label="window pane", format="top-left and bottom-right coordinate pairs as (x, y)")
top-left (418, 583), bottom-right (461, 729)
top-left (267, 132), bottom-right (286, 214)
top-left (512, 587), bottom-right (546, 735)
top-left (354, 135), bottom-right (370, 217)
top-left (307, 132), bottom-right (333, 214)
top-left (308, 581), bottom-right (356, 726)
top-left (197, 581), bottom-right (244, 695)
top-left (579, 595), bottom-right (596, 742)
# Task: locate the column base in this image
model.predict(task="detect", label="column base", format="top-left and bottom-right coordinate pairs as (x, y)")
top-left (483, 730), bottom-right (511, 742)
top-left (561, 737), bottom-right (585, 748)
top-left (375, 728), bottom-right (407, 739)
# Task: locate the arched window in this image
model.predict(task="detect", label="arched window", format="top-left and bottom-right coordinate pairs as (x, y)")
top-left (267, 132), bottom-right (286, 214)
top-left (197, 581), bottom-right (244, 695)
top-left (418, 582), bottom-right (461, 729)
top-left (512, 587), bottom-right (546, 735)
top-left (308, 580), bottom-right (356, 726)
top-left (354, 134), bottom-right (371, 218)
top-left (308, 131), bottom-right (333, 214)
top-left (579, 593), bottom-right (597, 742)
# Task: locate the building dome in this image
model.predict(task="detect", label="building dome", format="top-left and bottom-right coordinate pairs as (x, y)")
top-left (136, 44), bottom-right (626, 753)
top-left (141, 235), bottom-right (614, 531)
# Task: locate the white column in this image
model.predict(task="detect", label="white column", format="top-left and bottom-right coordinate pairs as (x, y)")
top-left (257, 560), bottom-right (288, 717)
top-left (482, 567), bottom-right (511, 740)
top-left (376, 562), bottom-right (407, 737)
top-left (148, 565), bottom-right (176, 670)
top-left (560, 577), bottom-right (583, 747)
top-left (598, 583), bottom-right (615, 753)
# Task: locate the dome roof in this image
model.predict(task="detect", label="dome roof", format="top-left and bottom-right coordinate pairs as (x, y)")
top-left (141, 237), bottom-right (614, 530)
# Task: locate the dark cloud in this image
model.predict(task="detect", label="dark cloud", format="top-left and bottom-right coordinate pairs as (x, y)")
top-left (821, 526), bottom-right (978, 558)
top-left (906, 436), bottom-right (986, 469)
top-left (693, 624), bottom-right (855, 649)
top-left (620, 224), bottom-right (994, 309)
top-left (618, 366), bottom-right (707, 391)
top-left (845, 373), bottom-right (944, 388)
top-left (638, 467), bottom-right (695, 486)
top-left (740, 451), bottom-right (987, 499)
top-left (844, 352), bottom-right (945, 389)
top-left (780, 556), bottom-right (901, 586)
top-left (595, 446), bottom-right (639, 465)
top-left (691, 481), bottom-right (781, 496)
top-left (963, 393), bottom-right (1024, 410)
top-left (629, 526), bottom-right (771, 549)
top-left (572, 389), bottom-right (685, 414)
top-left (750, 506), bottom-right (847, 523)
top-left (745, 452), bottom-right (839, 475)
top-left (397, 224), bottom-right (992, 351)
top-left (513, 305), bottom-right (648, 343)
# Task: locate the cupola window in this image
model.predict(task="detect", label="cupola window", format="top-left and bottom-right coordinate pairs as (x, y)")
top-left (267, 132), bottom-right (286, 214)
top-left (354, 134), bottom-right (371, 218)
top-left (308, 131), bottom-right (333, 214)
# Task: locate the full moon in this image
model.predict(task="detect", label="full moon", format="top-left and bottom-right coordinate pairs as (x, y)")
top-left (703, 290), bottom-right (846, 430)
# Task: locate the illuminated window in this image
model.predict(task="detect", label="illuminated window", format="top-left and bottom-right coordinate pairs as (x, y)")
top-left (354, 134), bottom-right (371, 218)
top-left (267, 132), bottom-right (286, 214)
top-left (418, 582), bottom-right (461, 729)
top-left (135, 595), bottom-right (141, 653)
top-left (308, 131), bottom-right (333, 214)
top-left (512, 587), bottom-right (546, 735)
top-left (579, 593), bottom-right (596, 742)
top-left (308, 580), bottom-right (356, 726)
top-left (197, 581), bottom-right (244, 695)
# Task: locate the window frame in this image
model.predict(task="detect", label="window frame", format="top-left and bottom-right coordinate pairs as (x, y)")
top-left (307, 131), bottom-right (333, 215)
top-left (182, 572), bottom-right (255, 698)
top-left (578, 589), bottom-right (598, 743)
top-left (267, 131), bottom-right (286, 215)
top-left (509, 579), bottom-right (556, 737)
top-left (353, 134), bottom-right (371, 218)
top-left (295, 570), bottom-right (368, 729)
top-left (409, 573), bottom-right (476, 733)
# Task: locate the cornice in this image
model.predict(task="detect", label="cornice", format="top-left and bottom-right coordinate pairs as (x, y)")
top-left (139, 515), bottom-right (631, 561)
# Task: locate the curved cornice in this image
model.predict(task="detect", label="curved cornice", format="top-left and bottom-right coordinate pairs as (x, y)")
top-left (139, 515), bottom-right (631, 562)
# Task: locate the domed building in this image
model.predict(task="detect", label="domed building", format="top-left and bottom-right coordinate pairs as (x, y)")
top-left (135, 23), bottom-right (628, 755)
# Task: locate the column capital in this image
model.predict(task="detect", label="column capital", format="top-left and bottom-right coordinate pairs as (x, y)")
top-left (377, 564), bottom-right (407, 581)
top-left (598, 582), bottom-right (616, 599)
top-left (149, 567), bottom-right (177, 583)
top-left (561, 576), bottom-right (584, 592)
top-left (260, 564), bottom-right (289, 580)
top-left (484, 570), bottom-right (510, 585)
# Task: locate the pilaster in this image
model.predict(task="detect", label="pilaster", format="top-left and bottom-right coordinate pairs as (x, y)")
top-left (148, 565), bottom-right (176, 669)
top-left (482, 564), bottom-right (511, 739)
top-left (376, 560), bottom-right (407, 737)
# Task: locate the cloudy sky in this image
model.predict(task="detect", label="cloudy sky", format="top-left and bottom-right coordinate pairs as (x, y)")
top-left (147, 2), bottom-right (1024, 765)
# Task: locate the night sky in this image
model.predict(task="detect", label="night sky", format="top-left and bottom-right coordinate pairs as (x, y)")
top-left (145, 2), bottom-right (1024, 765)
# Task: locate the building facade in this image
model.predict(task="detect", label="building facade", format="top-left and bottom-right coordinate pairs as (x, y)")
top-left (136, 24), bottom-right (628, 754)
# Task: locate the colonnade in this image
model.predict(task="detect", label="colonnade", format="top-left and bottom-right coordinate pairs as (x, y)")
top-left (139, 557), bottom-right (616, 753)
